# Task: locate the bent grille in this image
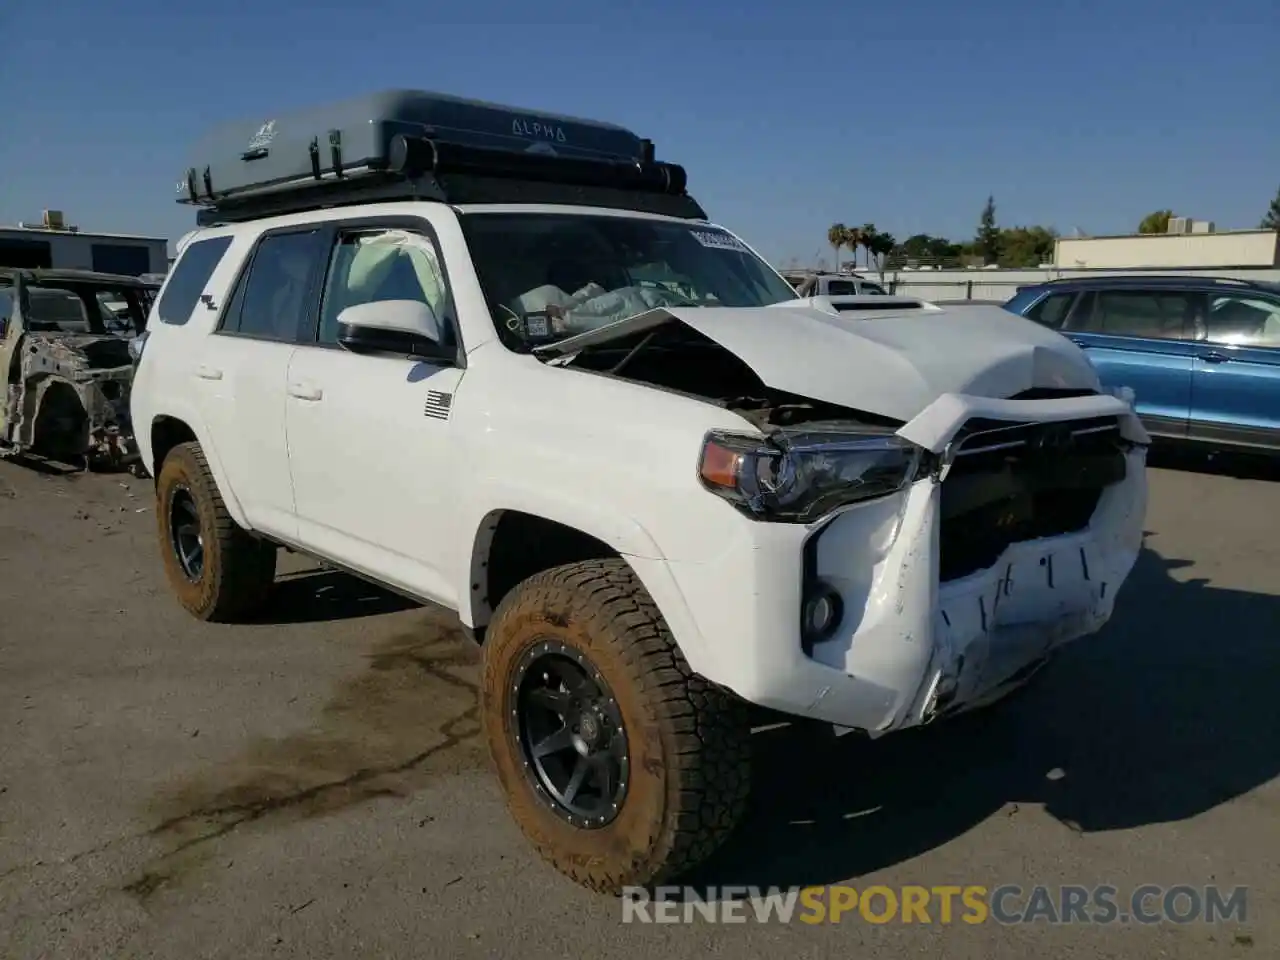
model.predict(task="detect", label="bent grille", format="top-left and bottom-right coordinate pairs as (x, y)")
top-left (938, 416), bottom-right (1126, 582)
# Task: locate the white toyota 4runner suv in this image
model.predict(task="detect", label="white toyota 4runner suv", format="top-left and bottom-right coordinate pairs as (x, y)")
top-left (132, 90), bottom-right (1149, 894)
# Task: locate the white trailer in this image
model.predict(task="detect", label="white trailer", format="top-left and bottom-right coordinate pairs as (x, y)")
top-left (0, 212), bottom-right (167, 277)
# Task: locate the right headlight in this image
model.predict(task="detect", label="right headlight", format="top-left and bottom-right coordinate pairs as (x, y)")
top-left (698, 425), bottom-right (924, 523)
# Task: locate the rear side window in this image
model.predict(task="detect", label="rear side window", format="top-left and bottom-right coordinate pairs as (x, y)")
top-left (1025, 292), bottom-right (1076, 329)
top-left (219, 230), bottom-right (326, 342)
top-left (157, 236), bottom-right (233, 326)
top-left (825, 279), bottom-right (858, 296)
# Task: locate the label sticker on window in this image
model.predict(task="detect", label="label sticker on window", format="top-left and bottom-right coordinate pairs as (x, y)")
top-left (690, 230), bottom-right (749, 253)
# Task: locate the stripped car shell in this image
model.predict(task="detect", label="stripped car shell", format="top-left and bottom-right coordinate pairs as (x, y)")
top-left (544, 299), bottom-right (1150, 737)
top-left (0, 269), bottom-right (155, 467)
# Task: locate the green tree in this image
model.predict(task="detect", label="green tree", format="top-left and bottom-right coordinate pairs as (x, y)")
top-left (1138, 209), bottom-right (1174, 234)
top-left (893, 233), bottom-right (963, 267)
top-left (1261, 187), bottom-right (1280, 230)
top-left (861, 228), bottom-right (896, 277)
top-left (998, 225), bottom-right (1059, 268)
top-left (976, 195), bottom-right (1000, 265)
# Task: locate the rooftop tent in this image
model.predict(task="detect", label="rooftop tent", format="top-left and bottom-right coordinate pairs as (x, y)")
top-left (175, 89), bottom-right (704, 223)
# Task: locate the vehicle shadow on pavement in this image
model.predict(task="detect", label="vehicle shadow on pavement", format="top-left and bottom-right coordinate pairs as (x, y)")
top-left (685, 539), bottom-right (1280, 893)
top-left (249, 568), bottom-right (419, 624)
top-left (1148, 445), bottom-right (1280, 483)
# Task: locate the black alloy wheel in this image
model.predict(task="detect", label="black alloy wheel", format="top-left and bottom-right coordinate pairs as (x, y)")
top-left (511, 641), bottom-right (630, 827)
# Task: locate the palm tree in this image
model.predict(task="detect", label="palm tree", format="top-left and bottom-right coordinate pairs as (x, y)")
top-left (827, 223), bottom-right (848, 272)
top-left (857, 223), bottom-right (879, 271)
top-left (843, 226), bottom-right (864, 271)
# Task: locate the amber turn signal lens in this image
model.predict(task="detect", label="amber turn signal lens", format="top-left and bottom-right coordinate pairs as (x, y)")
top-left (699, 440), bottom-right (743, 490)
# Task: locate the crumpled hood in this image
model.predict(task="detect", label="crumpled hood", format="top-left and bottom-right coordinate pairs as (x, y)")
top-left (574, 301), bottom-right (1101, 423)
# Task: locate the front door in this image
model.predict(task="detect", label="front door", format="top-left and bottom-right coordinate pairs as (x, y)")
top-left (1187, 290), bottom-right (1280, 450)
top-left (1060, 288), bottom-right (1199, 439)
top-left (284, 219), bottom-right (463, 607)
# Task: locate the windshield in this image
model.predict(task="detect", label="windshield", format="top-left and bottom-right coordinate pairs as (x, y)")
top-left (24, 283), bottom-right (153, 335)
top-left (458, 212), bottom-right (798, 347)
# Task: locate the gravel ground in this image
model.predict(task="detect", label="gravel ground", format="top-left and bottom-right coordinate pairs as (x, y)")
top-left (0, 451), bottom-right (1275, 959)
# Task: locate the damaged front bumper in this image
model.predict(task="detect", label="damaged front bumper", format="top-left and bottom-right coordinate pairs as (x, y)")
top-left (662, 391), bottom-right (1149, 735)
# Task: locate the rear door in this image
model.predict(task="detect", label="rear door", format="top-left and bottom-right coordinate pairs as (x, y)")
top-left (1187, 290), bottom-right (1280, 450)
top-left (194, 226), bottom-right (328, 540)
top-left (1060, 288), bottom-right (1198, 439)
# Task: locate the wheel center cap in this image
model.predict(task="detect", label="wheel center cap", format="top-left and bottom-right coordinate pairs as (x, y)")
top-left (578, 711), bottom-right (600, 747)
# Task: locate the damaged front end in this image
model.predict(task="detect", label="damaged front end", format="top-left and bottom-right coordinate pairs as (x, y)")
top-left (696, 398), bottom-right (1147, 736)
top-left (4, 335), bottom-right (138, 468)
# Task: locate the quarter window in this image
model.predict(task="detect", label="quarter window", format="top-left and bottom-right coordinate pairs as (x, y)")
top-left (1025, 292), bottom-right (1075, 329)
top-left (316, 229), bottom-right (451, 345)
top-left (156, 235), bottom-right (233, 326)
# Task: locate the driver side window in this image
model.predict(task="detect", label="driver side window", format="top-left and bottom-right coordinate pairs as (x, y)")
top-left (317, 228), bottom-right (451, 345)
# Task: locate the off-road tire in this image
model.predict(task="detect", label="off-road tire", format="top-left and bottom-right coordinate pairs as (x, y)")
top-left (480, 557), bottom-right (751, 894)
top-left (155, 441), bottom-right (276, 622)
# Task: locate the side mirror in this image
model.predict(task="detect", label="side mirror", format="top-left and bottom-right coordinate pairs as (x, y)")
top-left (336, 300), bottom-right (450, 362)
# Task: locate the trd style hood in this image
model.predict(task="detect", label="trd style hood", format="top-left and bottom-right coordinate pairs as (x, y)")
top-left (536, 302), bottom-right (1101, 423)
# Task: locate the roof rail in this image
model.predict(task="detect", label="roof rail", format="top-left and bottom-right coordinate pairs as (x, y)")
top-left (1038, 273), bottom-right (1261, 289)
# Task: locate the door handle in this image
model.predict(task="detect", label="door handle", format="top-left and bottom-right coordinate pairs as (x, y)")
top-left (1069, 337), bottom-right (1088, 347)
top-left (287, 381), bottom-right (323, 402)
top-left (1200, 351), bottom-right (1230, 364)
top-left (196, 364), bottom-right (223, 381)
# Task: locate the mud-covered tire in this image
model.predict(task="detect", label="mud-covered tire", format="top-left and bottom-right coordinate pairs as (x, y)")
top-left (480, 557), bottom-right (751, 894)
top-left (155, 441), bottom-right (276, 622)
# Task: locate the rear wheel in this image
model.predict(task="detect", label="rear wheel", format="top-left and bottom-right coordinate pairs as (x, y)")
top-left (155, 441), bottom-right (276, 622)
top-left (480, 558), bottom-right (751, 894)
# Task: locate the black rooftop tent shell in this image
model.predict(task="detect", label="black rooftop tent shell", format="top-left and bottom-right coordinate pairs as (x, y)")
top-left (177, 89), bottom-right (707, 225)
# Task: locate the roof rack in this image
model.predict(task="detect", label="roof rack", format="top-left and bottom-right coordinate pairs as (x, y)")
top-left (190, 142), bottom-right (706, 226)
top-left (178, 89), bottom-right (707, 226)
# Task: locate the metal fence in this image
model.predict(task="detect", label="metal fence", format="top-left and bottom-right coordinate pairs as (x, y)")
top-left (886, 278), bottom-right (1025, 303)
top-left (879, 266), bottom-right (1280, 304)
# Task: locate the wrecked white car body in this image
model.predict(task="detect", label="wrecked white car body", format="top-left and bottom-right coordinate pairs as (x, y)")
top-left (0, 269), bottom-right (155, 467)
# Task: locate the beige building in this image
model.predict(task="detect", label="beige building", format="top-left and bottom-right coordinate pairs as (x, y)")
top-left (1054, 219), bottom-right (1280, 270)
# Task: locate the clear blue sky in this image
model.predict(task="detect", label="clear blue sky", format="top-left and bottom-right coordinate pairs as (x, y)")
top-left (2, 0), bottom-right (1276, 264)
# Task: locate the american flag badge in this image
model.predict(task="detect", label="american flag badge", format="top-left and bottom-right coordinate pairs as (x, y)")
top-left (424, 390), bottom-right (453, 420)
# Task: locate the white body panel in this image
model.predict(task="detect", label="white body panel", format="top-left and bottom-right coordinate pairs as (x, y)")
top-left (132, 199), bottom-right (1150, 733)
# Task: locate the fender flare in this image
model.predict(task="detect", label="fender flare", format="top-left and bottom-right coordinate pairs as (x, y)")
top-left (458, 488), bottom-right (712, 671)
top-left (459, 483), bottom-right (666, 618)
top-left (146, 402), bottom-right (252, 531)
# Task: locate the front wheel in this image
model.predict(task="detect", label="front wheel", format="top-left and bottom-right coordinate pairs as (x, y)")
top-left (480, 558), bottom-right (751, 894)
